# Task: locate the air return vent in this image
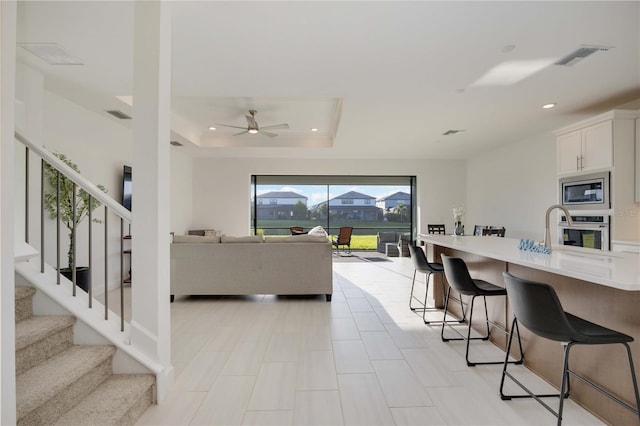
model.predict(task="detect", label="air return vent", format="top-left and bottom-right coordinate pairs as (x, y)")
top-left (106, 110), bottom-right (131, 119)
top-left (554, 45), bottom-right (611, 67)
top-left (442, 130), bottom-right (465, 136)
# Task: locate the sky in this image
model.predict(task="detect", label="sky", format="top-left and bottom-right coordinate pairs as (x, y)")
top-left (256, 185), bottom-right (410, 207)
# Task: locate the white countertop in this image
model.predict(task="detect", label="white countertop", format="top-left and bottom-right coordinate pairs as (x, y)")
top-left (418, 234), bottom-right (640, 291)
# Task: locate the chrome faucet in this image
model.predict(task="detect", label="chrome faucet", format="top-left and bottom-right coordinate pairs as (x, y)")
top-left (544, 204), bottom-right (573, 248)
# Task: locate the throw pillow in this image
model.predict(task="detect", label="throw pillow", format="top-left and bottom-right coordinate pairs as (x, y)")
top-left (307, 225), bottom-right (329, 237)
top-left (204, 229), bottom-right (221, 237)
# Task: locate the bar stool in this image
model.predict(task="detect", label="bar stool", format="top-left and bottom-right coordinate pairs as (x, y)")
top-left (440, 255), bottom-right (523, 366)
top-left (408, 244), bottom-right (465, 325)
top-left (501, 272), bottom-right (640, 425)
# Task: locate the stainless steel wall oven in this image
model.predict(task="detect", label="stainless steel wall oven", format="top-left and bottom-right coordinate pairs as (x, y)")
top-left (558, 214), bottom-right (610, 251)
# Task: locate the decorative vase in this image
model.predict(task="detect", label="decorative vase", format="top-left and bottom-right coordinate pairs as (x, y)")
top-left (454, 216), bottom-right (464, 236)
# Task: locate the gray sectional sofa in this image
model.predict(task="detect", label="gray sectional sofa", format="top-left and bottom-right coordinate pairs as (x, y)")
top-left (170, 234), bottom-right (333, 301)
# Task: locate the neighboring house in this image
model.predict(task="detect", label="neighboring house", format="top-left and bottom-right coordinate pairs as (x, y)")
top-left (313, 191), bottom-right (381, 221)
top-left (256, 191), bottom-right (308, 220)
top-left (376, 191), bottom-right (411, 212)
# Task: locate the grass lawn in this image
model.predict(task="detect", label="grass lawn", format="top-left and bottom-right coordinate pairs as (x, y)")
top-left (334, 235), bottom-right (377, 250)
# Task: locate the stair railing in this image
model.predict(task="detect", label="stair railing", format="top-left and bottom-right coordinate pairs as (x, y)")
top-left (16, 131), bottom-right (131, 331)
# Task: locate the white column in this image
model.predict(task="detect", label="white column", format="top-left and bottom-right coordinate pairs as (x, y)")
top-left (0, 2), bottom-right (17, 424)
top-left (131, 0), bottom-right (173, 401)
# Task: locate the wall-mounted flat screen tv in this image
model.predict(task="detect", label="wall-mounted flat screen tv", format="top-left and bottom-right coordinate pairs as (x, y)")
top-left (122, 165), bottom-right (132, 211)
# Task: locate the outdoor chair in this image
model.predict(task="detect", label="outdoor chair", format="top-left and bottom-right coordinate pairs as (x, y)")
top-left (332, 227), bottom-right (353, 254)
top-left (289, 226), bottom-right (304, 235)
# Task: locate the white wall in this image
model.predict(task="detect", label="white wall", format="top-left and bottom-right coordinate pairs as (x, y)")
top-left (191, 157), bottom-right (466, 237)
top-left (466, 131), bottom-right (557, 241)
top-left (169, 147), bottom-right (192, 235)
top-left (39, 90), bottom-right (132, 293)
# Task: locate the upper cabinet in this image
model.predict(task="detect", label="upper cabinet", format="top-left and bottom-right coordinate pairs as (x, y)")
top-left (557, 120), bottom-right (612, 174)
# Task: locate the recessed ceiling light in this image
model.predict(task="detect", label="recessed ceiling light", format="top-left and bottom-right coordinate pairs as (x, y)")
top-left (18, 43), bottom-right (83, 65)
top-left (542, 103), bottom-right (557, 109)
top-left (311, 128), bottom-right (319, 132)
top-left (208, 126), bottom-right (216, 131)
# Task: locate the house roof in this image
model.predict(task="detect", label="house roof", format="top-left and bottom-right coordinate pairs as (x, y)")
top-left (377, 191), bottom-right (410, 202)
top-left (332, 191), bottom-right (376, 200)
top-left (257, 191), bottom-right (307, 200)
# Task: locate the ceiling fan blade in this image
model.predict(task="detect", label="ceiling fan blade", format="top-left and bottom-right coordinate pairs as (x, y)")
top-left (216, 123), bottom-right (247, 130)
top-left (245, 115), bottom-right (259, 128)
top-left (232, 130), bottom-right (249, 136)
top-left (260, 123), bottom-right (289, 130)
top-left (258, 130), bottom-right (278, 138)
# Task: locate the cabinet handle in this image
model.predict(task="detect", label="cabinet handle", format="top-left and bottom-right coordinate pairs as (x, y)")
top-left (576, 155), bottom-right (580, 171)
top-left (580, 155), bottom-right (584, 170)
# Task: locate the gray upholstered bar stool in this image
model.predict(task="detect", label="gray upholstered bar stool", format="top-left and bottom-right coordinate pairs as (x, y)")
top-left (407, 244), bottom-right (465, 325)
top-left (501, 272), bottom-right (640, 425)
top-left (440, 255), bottom-right (523, 366)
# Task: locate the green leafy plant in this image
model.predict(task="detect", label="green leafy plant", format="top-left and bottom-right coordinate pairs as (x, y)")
top-left (43, 153), bottom-right (107, 270)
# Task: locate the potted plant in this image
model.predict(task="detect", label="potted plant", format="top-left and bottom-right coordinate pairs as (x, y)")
top-left (43, 153), bottom-right (107, 292)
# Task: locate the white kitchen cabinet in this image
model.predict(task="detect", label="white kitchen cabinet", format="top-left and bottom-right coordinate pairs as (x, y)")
top-left (557, 120), bottom-right (612, 174)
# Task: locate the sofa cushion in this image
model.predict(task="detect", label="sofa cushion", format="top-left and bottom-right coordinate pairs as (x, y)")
top-left (265, 235), bottom-right (329, 243)
top-left (174, 234), bottom-right (221, 243)
top-left (221, 235), bottom-right (264, 243)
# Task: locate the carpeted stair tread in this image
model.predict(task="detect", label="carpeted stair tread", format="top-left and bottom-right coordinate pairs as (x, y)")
top-left (15, 287), bottom-right (36, 322)
top-left (15, 286), bottom-right (36, 301)
top-left (16, 345), bottom-right (116, 421)
top-left (16, 315), bottom-right (76, 351)
top-left (52, 374), bottom-right (155, 426)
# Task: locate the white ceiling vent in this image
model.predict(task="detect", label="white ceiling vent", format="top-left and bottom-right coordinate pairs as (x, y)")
top-left (170, 141), bottom-right (183, 146)
top-left (554, 45), bottom-right (612, 67)
top-left (106, 110), bottom-right (131, 120)
top-left (442, 130), bottom-right (464, 136)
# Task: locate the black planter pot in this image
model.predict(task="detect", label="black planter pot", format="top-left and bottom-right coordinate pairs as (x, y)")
top-left (60, 267), bottom-right (90, 292)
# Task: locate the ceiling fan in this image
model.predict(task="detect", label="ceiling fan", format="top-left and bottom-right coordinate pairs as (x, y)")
top-left (216, 109), bottom-right (289, 137)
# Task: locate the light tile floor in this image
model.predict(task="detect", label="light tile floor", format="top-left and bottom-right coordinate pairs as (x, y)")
top-left (137, 254), bottom-right (604, 425)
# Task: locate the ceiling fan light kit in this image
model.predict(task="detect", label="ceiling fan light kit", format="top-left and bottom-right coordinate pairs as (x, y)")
top-left (216, 109), bottom-right (289, 137)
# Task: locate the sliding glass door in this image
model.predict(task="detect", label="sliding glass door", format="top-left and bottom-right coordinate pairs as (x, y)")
top-left (251, 175), bottom-right (416, 250)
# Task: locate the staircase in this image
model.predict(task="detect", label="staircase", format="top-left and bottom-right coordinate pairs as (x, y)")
top-left (15, 286), bottom-right (155, 425)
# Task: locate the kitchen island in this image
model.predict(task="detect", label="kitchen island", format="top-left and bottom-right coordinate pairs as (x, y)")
top-left (419, 234), bottom-right (640, 425)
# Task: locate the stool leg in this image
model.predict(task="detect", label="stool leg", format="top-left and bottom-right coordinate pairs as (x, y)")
top-left (422, 272), bottom-right (431, 323)
top-left (558, 342), bottom-right (574, 425)
top-left (409, 270), bottom-right (418, 311)
top-left (482, 296), bottom-right (491, 340)
top-left (500, 318), bottom-right (518, 399)
top-left (465, 295), bottom-right (477, 365)
top-left (623, 342), bottom-right (640, 421)
top-left (440, 287), bottom-right (453, 341)
top-left (440, 278), bottom-right (466, 323)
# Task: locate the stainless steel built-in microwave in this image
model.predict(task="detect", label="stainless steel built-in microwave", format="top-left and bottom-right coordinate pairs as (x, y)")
top-left (559, 171), bottom-right (610, 210)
